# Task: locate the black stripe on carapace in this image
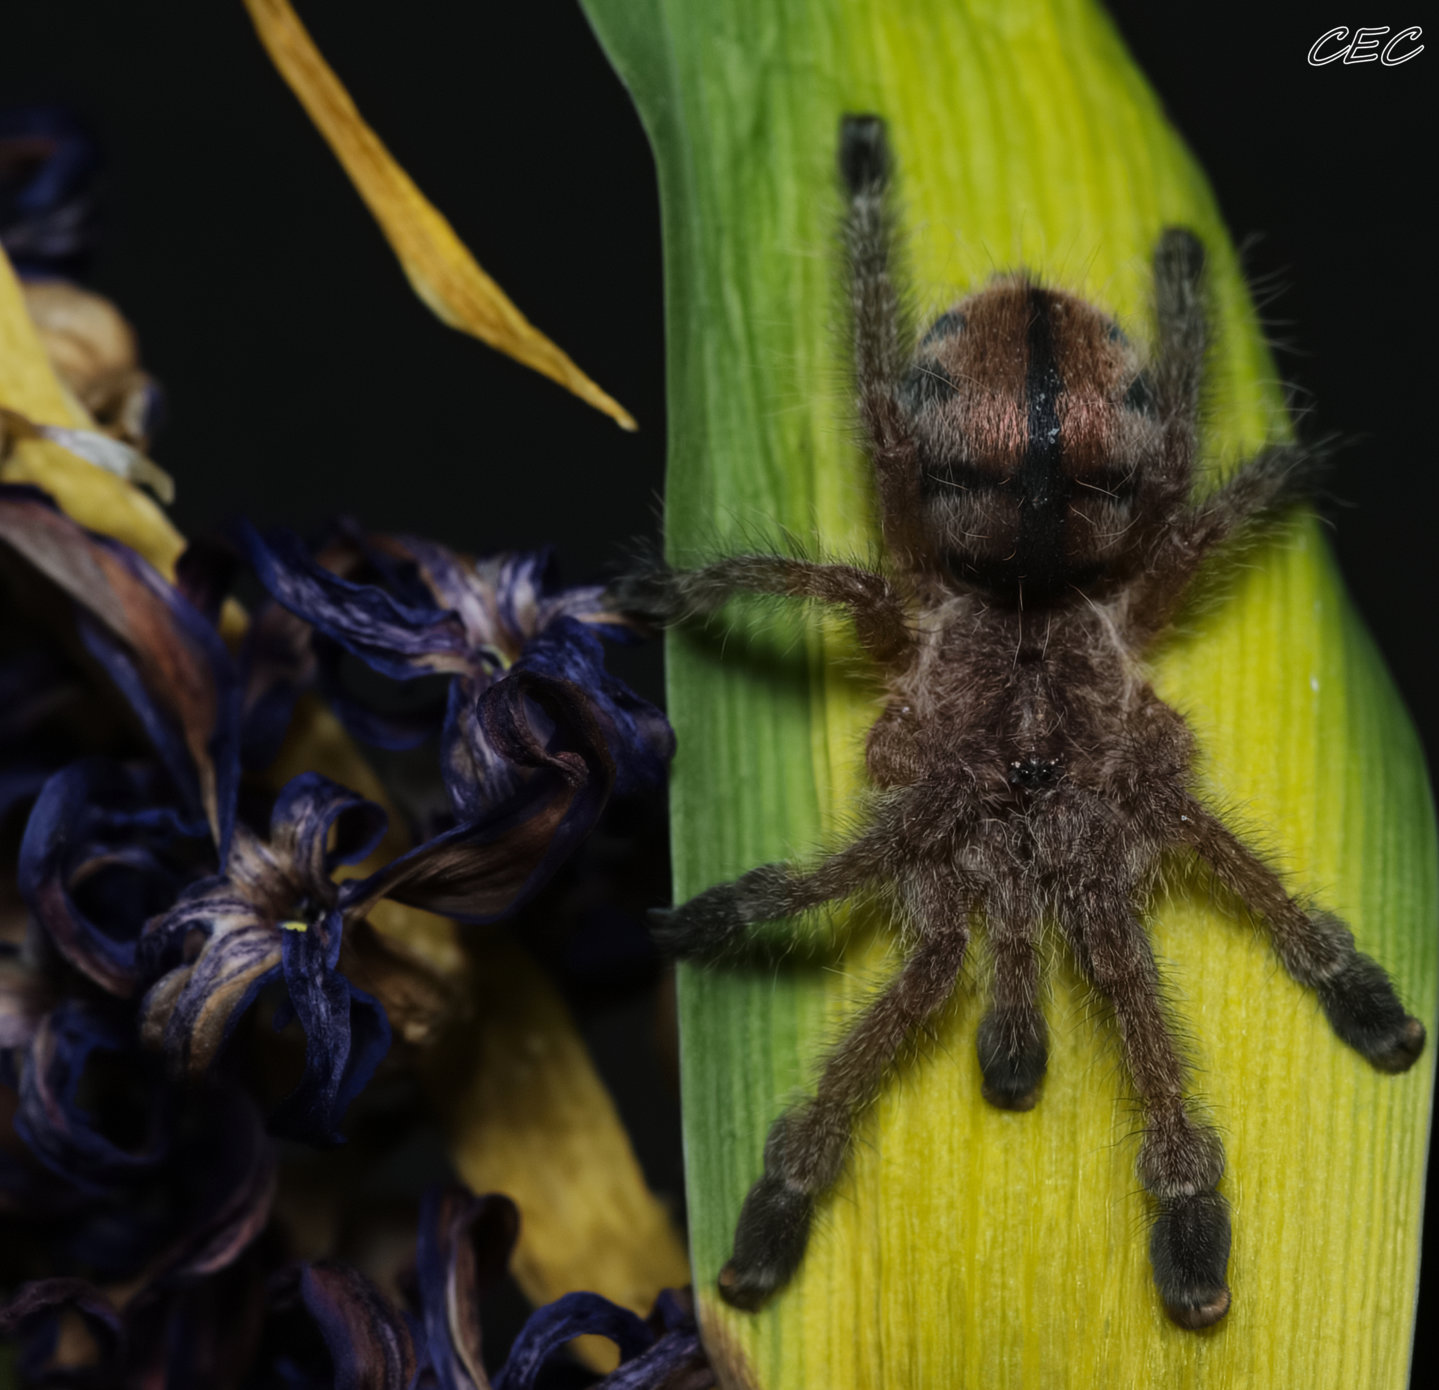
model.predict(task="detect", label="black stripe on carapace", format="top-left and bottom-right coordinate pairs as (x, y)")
top-left (1012, 287), bottom-right (1073, 594)
top-left (948, 288), bottom-right (1099, 599)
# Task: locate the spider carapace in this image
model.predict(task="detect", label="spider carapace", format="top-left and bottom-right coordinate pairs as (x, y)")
top-left (619, 115), bottom-right (1425, 1329)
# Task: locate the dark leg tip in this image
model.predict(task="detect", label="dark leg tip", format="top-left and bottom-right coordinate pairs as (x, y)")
top-left (1155, 226), bottom-right (1205, 285)
top-left (1370, 1015), bottom-right (1426, 1073)
top-left (976, 1010), bottom-right (1048, 1111)
top-left (605, 556), bottom-right (681, 626)
top-left (1150, 1191), bottom-right (1232, 1332)
top-left (717, 1260), bottom-right (774, 1312)
top-left (646, 886), bottom-right (745, 962)
top-left (1164, 1283), bottom-right (1232, 1331)
top-left (838, 114), bottom-right (889, 196)
top-left (647, 905), bottom-right (711, 962)
top-left (1317, 954), bottom-right (1427, 1072)
top-left (646, 905), bottom-right (679, 937)
top-left (721, 1175), bottom-right (814, 1313)
top-left (981, 1081), bottom-right (1041, 1112)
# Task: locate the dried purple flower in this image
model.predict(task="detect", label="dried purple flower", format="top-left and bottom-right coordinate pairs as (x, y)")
top-left (258, 1184), bottom-right (712, 1390)
top-left (135, 772), bottom-right (392, 1146)
top-left (0, 486), bottom-right (240, 858)
top-left (0, 106), bottom-right (99, 278)
top-left (238, 523), bottom-right (673, 820)
top-left (19, 758), bottom-right (207, 998)
top-left (408, 1187), bottom-right (518, 1389)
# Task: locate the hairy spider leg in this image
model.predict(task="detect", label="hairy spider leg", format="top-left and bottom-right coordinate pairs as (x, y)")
top-left (1126, 232), bottom-right (1317, 640)
top-left (839, 115), bottom-right (928, 565)
top-left (612, 552), bottom-right (913, 665)
top-left (648, 808), bottom-right (907, 963)
top-left (718, 869), bottom-right (972, 1310)
top-left (1128, 440), bottom-right (1319, 646)
top-left (975, 871), bottom-right (1050, 1109)
top-left (1058, 883), bottom-right (1232, 1329)
top-left (1178, 802), bottom-right (1426, 1071)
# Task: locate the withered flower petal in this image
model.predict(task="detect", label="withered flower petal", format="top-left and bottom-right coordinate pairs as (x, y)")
top-left (409, 1186), bottom-right (518, 1390)
top-left (283, 1262), bottom-right (418, 1390)
top-left (268, 771), bottom-right (389, 887)
top-left (238, 520), bottom-right (473, 682)
top-left (344, 673), bottom-right (614, 924)
top-left (0, 950), bottom-right (51, 1050)
top-left (0, 106), bottom-right (99, 277)
top-left (135, 771), bottom-right (398, 1144)
top-left (19, 758), bottom-right (205, 997)
top-left (0, 1089), bottom-right (274, 1389)
top-left (237, 522), bottom-right (672, 820)
top-left (12, 1001), bottom-right (169, 1195)
top-left (267, 909), bottom-right (391, 1146)
top-left (0, 486), bottom-right (240, 859)
top-left (491, 1293), bottom-right (653, 1390)
top-left (494, 1285), bottom-right (711, 1390)
top-left (0, 1278), bottom-right (123, 1387)
top-left (139, 888), bottom-right (281, 1076)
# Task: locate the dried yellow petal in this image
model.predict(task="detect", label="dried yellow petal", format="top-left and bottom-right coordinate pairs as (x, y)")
top-left (242, 0), bottom-right (637, 430)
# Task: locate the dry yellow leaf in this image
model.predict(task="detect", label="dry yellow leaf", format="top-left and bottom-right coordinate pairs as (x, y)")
top-left (242, 0), bottom-right (637, 430)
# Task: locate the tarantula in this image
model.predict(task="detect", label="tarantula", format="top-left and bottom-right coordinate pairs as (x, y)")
top-left (618, 115), bottom-right (1425, 1329)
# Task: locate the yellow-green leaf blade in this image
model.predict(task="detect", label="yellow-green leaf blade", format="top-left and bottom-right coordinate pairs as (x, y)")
top-left (580, 0), bottom-right (1436, 1386)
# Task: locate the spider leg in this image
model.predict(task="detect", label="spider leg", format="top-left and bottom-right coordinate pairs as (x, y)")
top-left (649, 809), bottom-right (908, 963)
top-left (1179, 802), bottom-right (1425, 1071)
top-left (609, 552), bottom-right (913, 665)
top-left (975, 874), bottom-right (1048, 1109)
top-left (1124, 443), bottom-right (1320, 647)
top-left (1179, 445), bottom-right (1317, 554)
top-left (1063, 887), bottom-right (1231, 1329)
top-left (1150, 227), bottom-right (1207, 440)
top-left (838, 115), bottom-right (926, 564)
top-left (718, 870), bottom-right (970, 1310)
top-left (1127, 229), bottom-right (1322, 644)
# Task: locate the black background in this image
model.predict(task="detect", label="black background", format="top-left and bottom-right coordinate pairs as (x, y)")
top-left (2, 0), bottom-right (1434, 1381)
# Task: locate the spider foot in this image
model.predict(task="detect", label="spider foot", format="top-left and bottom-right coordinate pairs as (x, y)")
top-left (1316, 953), bottom-right (1427, 1073)
top-left (649, 866), bottom-right (790, 962)
top-left (1150, 1190), bottom-right (1231, 1330)
top-left (605, 557), bottom-right (681, 626)
top-left (647, 888), bottom-right (746, 962)
top-left (976, 1009), bottom-right (1048, 1110)
top-left (718, 1173), bottom-right (814, 1312)
top-left (838, 113), bottom-right (889, 197)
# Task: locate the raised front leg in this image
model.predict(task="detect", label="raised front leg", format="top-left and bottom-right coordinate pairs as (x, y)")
top-left (718, 868), bottom-right (971, 1310)
top-left (610, 552), bottom-right (912, 665)
top-left (1126, 229), bottom-right (1323, 644)
top-left (838, 115), bottom-right (926, 563)
top-left (1179, 802), bottom-right (1425, 1071)
top-left (1150, 227), bottom-right (1208, 455)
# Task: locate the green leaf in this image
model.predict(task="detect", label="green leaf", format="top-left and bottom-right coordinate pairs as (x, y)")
top-left (580, 0), bottom-right (1437, 1385)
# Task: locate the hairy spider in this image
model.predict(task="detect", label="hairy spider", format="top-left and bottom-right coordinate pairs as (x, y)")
top-left (617, 115), bottom-right (1426, 1330)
